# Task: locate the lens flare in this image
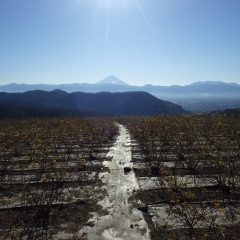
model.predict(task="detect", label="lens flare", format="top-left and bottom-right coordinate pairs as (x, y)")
top-left (92, 0), bottom-right (153, 48)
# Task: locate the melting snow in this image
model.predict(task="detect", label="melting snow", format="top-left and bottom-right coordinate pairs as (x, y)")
top-left (81, 124), bottom-right (151, 240)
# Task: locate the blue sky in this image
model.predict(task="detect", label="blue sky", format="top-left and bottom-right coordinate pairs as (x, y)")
top-left (0, 0), bottom-right (240, 86)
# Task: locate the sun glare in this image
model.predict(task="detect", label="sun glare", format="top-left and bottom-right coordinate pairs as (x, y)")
top-left (96, 0), bottom-right (130, 11)
top-left (91, 0), bottom-right (152, 47)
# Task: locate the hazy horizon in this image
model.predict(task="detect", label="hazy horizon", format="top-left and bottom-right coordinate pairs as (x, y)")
top-left (0, 0), bottom-right (240, 86)
top-left (1, 75), bottom-right (240, 87)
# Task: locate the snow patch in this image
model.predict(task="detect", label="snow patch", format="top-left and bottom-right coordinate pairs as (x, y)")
top-left (81, 124), bottom-right (151, 240)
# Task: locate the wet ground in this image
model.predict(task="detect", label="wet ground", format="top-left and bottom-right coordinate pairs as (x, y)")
top-left (82, 124), bottom-right (151, 240)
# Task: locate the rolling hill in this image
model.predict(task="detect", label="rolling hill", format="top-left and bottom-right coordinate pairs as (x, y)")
top-left (0, 90), bottom-right (187, 119)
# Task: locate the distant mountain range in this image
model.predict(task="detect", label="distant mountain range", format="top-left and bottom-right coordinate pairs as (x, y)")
top-left (0, 90), bottom-right (187, 119)
top-left (1, 76), bottom-right (240, 98)
top-left (1, 76), bottom-right (240, 113)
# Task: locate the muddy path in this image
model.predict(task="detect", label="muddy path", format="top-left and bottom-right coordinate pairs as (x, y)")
top-left (82, 124), bottom-right (151, 240)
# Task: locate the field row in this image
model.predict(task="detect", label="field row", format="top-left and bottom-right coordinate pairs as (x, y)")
top-left (0, 118), bottom-right (118, 240)
top-left (125, 116), bottom-right (240, 240)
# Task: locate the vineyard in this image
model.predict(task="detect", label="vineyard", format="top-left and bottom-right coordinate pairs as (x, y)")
top-left (125, 116), bottom-right (240, 240)
top-left (0, 116), bottom-right (240, 240)
top-left (0, 118), bottom-right (118, 239)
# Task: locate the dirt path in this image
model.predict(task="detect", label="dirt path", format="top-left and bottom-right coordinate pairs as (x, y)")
top-left (82, 124), bottom-right (151, 240)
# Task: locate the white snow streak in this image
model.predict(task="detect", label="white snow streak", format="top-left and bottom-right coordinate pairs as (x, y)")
top-left (81, 124), bottom-right (151, 240)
